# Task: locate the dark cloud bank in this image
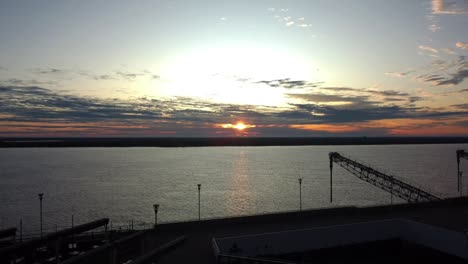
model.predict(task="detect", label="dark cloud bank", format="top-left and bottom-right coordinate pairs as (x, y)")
top-left (0, 84), bottom-right (467, 136)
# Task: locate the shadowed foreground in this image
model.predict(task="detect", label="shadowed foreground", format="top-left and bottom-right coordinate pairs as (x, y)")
top-left (3, 198), bottom-right (468, 263)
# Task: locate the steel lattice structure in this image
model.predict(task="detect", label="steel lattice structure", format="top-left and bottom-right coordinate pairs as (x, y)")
top-left (329, 152), bottom-right (441, 203)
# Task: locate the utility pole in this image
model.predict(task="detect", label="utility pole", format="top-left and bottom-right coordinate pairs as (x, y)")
top-left (460, 171), bottom-right (464, 196)
top-left (19, 219), bottom-right (23, 243)
top-left (153, 204), bottom-right (159, 228)
top-left (457, 150), bottom-right (462, 193)
top-left (197, 184), bottom-right (201, 221)
top-left (329, 154), bottom-right (333, 203)
top-left (298, 178), bottom-right (303, 211)
top-left (38, 193), bottom-right (44, 237)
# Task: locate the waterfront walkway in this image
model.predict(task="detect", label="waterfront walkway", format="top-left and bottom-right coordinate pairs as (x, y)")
top-left (151, 197), bottom-right (468, 263)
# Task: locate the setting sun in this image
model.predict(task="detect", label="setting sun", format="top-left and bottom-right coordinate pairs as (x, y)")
top-left (233, 122), bottom-right (247, 130)
top-left (220, 122), bottom-right (256, 131)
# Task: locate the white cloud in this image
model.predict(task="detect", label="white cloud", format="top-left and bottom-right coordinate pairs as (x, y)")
top-left (384, 71), bottom-right (414, 78)
top-left (443, 48), bottom-right (457, 54)
top-left (456, 42), bottom-right (468, 49)
top-left (269, 8), bottom-right (312, 29)
top-left (419, 45), bottom-right (439, 53)
top-left (428, 24), bottom-right (441, 32)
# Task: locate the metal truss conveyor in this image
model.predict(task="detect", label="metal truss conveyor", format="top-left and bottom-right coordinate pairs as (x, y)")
top-left (329, 152), bottom-right (441, 203)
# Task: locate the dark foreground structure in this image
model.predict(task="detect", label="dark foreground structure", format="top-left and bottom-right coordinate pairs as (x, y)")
top-left (3, 198), bottom-right (468, 263)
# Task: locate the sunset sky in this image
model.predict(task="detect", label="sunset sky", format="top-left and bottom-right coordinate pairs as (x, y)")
top-left (1, 0), bottom-right (468, 137)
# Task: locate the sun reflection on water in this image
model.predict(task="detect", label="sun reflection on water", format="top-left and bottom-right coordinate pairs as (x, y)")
top-left (226, 150), bottom-right (254, 215)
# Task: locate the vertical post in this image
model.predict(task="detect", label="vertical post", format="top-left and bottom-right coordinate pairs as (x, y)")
top-left (71, 214), bottom-right (74, 228)
top-left (460, 171), bottom-right (464, 197)
top-left (19, 219), bottom-right (23, 243)
top-left (38, 193), bottom-right (44, 237)
top-left (55, 237), bottom-right (61, 264)
top-left (298, 178), bottom-right (303, 211)
top-left (329, 154), bottom-right (333, 203)
top-left (197, 184), bottom-right (201, 221)
top-left (390, 177), bottom-right (393, 205)
top-left (104, 223), bottom-right (109, 243)
top-left (153, 204), bottom-right (159, 229)
top-left (457, 150), bottom-right (461, 193)
top-left (131, 219), bottom-right (134, 230)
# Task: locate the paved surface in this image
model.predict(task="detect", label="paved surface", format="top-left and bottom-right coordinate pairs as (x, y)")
top-left (149, 197), bottom-right (468, 263)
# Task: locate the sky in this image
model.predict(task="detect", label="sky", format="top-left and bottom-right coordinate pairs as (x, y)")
top-left (0, 0), bottom-right (468, 137)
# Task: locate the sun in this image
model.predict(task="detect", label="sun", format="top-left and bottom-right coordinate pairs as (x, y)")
top-left (233, 122), bottom-right (247, 131)
top-left (219, 121), bottom-right (256, 131)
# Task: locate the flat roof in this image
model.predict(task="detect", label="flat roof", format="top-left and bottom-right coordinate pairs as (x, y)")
top-left (150, 197), bottom-right (468, 263)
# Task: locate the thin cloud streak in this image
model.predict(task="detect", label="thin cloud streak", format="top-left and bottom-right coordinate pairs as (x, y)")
top-left (456, 42), bottom-right (468, 49)
top-left (432, 0), bottom-right (468, 14)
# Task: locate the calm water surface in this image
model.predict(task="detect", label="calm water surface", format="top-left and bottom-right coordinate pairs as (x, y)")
top-left (1, 144), bottom-right (467, 234)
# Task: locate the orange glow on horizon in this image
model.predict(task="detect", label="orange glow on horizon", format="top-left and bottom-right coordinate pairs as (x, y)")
top-left (219, 121), bottom-right (256, 131)
top-left (234, 122), bottom-right (247, 130)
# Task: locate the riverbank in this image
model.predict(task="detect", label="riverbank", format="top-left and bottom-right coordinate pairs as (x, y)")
top-left (2, 136), bottom-right (468, 147)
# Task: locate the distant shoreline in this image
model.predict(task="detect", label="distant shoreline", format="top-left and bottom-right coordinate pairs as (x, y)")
top-left (1, 137), bottom-right (468, 148)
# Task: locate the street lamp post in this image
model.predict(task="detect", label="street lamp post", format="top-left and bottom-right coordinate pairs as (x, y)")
top-left (153, 204), bottom-right (159, 228)
top-left (197, 184), bottom-right (201, 221)
top-left (298, 178), bottom-right (303, 211)
top-left (38, 193), bottom-right (44, 237)
top-left (460, 171), bottom-right (464, 196)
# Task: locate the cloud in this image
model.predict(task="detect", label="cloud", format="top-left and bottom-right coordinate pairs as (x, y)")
top-left (31, 68), bottom-right (67, 75)
top-left (419, 45), bottom-right (438, 53)
top-left (452, 103), bottom-right (468, 109)
top-left (116, 71), bottom-right (145, 80)
top-left (286, 93), bottom-right (372, 105)
top-left (29, 67), bottom-right (161, 82)
top-left (255, 78), bottom-right (322, 89)
top-left (288, 104), bottom-right (409, 123)
top-left (441, 88), bottom-right (468, 95)
top-left (320, 87), bottom-right (411, 97)
top-left (79, 70), bottom-right (144, 81)
top-left (428, 23), bottom-right (441, 32)
top-left (432, 0), bottom-right (468, 14)
top-left (269, 8), bottom-right (312, 29)
top-left (0, 78), bottom-right (57, 86)
top-left (418, 69), bottom-right (468, 86)
top-left (0, 85), bottom-right (466, 136)
top-left (443, 48), bottom-right (457, 54)
top-left (415, 55), bottom-right (468, 86)
top-left (259, 80), bottom-right (420, 108)
top-left (384, 71), bottom-right (414, 78)
top-left (456, 42), bottom-right (468, 49)
top-left (0, 66), bottom-right (7, 71)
